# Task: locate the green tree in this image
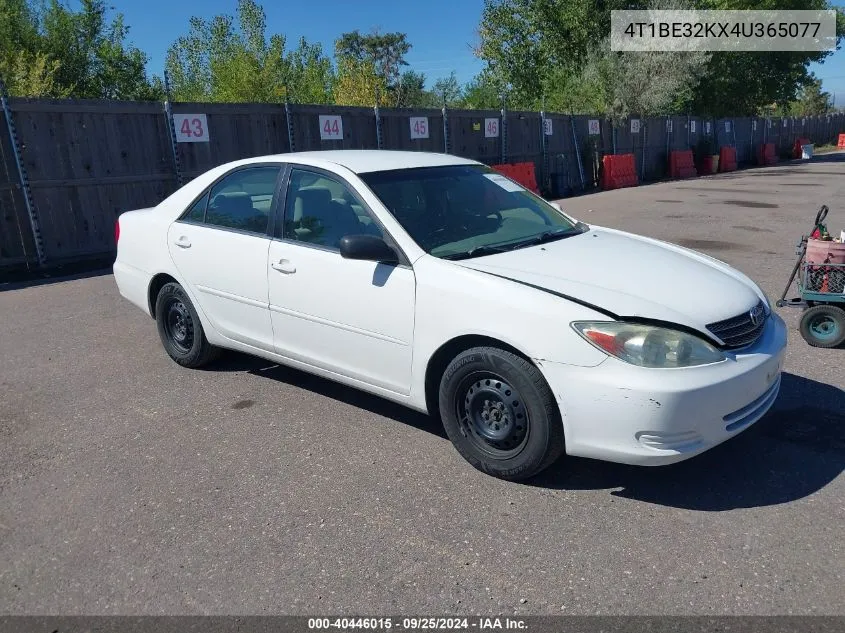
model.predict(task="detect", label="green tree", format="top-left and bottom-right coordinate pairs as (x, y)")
top-left (787, 75), bottom-right (833, 116)
top-left (0, 0), bottom-right (159, 99)
top-left (477, 0), bottom-right (845, 116)
top-left (459, 70), bottom-right (503, 109)
top-left (333, 57), bottom-right (387, 106)
top-left (165, 0), bottom-right (334, 103)
top-left (335, 29), bottom-right (411, 105)
top-left (432, 72), bottom-right (462, 106)
top-left (394, 70), bottom-right (438, 107)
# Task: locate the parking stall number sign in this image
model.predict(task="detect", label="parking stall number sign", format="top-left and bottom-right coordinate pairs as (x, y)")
top-left (319, 115), bottom-right (343, 141)
top-left (666, 119), bottom-right (673, 133)
top-left (173, 114), bottom-right (209, 143)
top-left (485, 118), bottom-right (499, 138)
top-left (630, 119), bottom-right (640, 134)
top-left (705, 121), bottom-right (712, 134)
top-left (588, 119), bottom-right (600, 135)
top-left (543, 118), bottom-right (553, 136)
top-left (725, 121), bottom-right (732, 133)
top-left (690, 120), bottom-right (696, 134)
top-left (410, 117), bottom-right (429, 139)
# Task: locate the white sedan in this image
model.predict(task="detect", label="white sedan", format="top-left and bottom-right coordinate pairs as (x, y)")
top-left (114, 150), bottom-right (787, 481)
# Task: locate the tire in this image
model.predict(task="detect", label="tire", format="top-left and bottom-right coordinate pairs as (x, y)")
top-left (155, 282), bottom-right (222, 367)
top-left (799, 305), bottom-right (845, 348)
top-left (438, 346), bottom-right (565, 481)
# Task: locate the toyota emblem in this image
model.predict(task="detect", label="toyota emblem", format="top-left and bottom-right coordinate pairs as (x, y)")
top-left (749, 304), bottom-right (764, 326)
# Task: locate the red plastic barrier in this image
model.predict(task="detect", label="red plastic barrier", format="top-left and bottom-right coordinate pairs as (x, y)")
top-left (601, 153), bottom-right (638, 190)
top-left (756, 143), bottom-right (778, 166)
top-left (491, 162), bottom-right (541, 194)
top-left (669, 150), bottom-right (697, 179)
top-left (719, 146), bottom-right (737, 172)
top-left (792, 137), bottom-right (812, 159)
top-left (837, 134), bottom-right (845, 149)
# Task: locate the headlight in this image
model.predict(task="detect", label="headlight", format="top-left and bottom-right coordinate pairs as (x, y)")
top-left (571, 321), bottom-right (726, 368)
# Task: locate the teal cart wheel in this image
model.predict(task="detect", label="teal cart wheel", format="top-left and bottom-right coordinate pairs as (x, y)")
top-left (799, 305), bottom-right (845, 348)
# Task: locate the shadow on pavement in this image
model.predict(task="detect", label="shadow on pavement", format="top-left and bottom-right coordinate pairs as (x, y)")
top-left (207, 351), bottom-right (448, 440)
top-left (209, 353), bottom-right (843, 511)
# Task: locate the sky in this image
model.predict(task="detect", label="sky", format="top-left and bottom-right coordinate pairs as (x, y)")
top-left (90, 0), bottom-right (845, 103)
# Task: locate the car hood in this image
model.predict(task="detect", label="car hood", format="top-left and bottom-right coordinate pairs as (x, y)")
top-left (453, 226), bottom-right (763, 338)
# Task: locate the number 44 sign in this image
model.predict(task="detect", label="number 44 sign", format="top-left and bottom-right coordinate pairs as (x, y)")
top-left (173, 114), bottom-right (209, 143)
top-left (319, 115), bottom-right (343, 141)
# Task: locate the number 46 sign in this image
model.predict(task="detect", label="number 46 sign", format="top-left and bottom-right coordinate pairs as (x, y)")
top-left (173, 114), bottom-right (209, 143)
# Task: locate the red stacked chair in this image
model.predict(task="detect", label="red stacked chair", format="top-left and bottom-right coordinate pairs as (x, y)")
top-left (491, 162), bottom-right (541, 194)
top-left (719, 146), bottom-right (738, 172)
top-left (601, 154), bottom-right (638, 190)
top-left (756, 143), bottom-right (778, 166)
top-left (792, 137), bottom-right (812, 159)
top-left (669, 150), bottom-right (697, 179)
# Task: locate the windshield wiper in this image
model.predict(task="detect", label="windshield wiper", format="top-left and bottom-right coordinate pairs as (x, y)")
top-left (441, 244), bottom-right (512, 261)
top-left (511, 228), bottom-right (580, 250)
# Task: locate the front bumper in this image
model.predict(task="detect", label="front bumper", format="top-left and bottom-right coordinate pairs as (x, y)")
top-left (537, 313), bottom-right (787, 466)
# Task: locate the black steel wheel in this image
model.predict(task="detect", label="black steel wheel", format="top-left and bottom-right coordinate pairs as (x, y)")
top-left (155, 282), bottom-right (221, 367)
top-left (163, 296), bottom-right (195, 354)
top-left (456, 372), bottom-right (530, 458)
top-left (439, 346), bottom-right (565, 481)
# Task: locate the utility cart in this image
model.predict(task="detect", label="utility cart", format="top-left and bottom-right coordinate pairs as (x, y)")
top-left (777, 205), bottom-right (845, 348)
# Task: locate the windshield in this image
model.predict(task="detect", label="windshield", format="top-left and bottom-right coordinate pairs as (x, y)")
top-left (359, 164), bottom-right (587, 259)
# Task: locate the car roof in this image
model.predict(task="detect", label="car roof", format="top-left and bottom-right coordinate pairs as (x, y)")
top-left (236, 150), bottom-right (482, 174)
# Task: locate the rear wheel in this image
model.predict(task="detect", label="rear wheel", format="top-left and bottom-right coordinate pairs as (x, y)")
top-left (799, 305), bottom-right (845, 348)
top-left (438, 346), bottom-right (565, 481)
top-left (155, 282), bottom-right (221, 367)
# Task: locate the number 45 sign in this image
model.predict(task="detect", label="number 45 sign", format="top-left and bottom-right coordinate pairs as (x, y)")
top-left (173, 114), bottom-right (209, 143)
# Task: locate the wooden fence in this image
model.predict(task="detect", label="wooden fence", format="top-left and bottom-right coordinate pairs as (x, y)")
top-left (1, 96), bottom-right (843, 275)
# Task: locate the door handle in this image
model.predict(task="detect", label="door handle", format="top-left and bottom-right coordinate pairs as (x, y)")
top-left (271, 259), bottom-right (296, 274)
top-left (174, 236), bottom-right (192, 249)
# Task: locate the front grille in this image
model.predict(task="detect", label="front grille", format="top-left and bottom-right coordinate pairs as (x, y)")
top-left (706, 300), bottom-right (767, 349)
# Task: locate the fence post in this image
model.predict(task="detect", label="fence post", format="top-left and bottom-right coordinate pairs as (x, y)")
top-left (500, 97), bottom-right (507, 164)
top-left (163, 71), bottom-right (183, 188)
top-left (284, 99), bottom-right (295, 152)
top-left (612, 123), bottom-right (617, 155)
top-left (442, 105), bottom-right (450, 153)
top-left (0, 75), bottom-right (46, 267)
top-left (540, 110), bottom-right (548, 193)
top-left (641, 120), bottom-right (647, 181)
top-left (569, 116), bottom-right (585, 190)
top-left (374, 104), bottom-right (383, 150)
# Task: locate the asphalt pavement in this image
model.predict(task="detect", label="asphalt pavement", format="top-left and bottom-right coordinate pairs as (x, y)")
top-left (1, 154), bottom-right (843, 616)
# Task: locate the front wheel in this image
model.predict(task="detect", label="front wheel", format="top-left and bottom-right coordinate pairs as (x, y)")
top-left (155, 282), bottom-right (221, 367)
top-left (438, 346), bottom-right (565, 481)
top-left (799, 304), bottom-right (845, 348)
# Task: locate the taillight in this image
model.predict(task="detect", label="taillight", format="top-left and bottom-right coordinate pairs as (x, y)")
top-left (115, 218), bottom-right (120, 244)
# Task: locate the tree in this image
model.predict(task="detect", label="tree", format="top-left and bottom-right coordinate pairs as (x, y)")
top-left (432, 72), bottom-right (462, 106)
top-left (333, 57), bottom-right (387, 106)
top-left (394, 70), bottom-right (438, 107)
top-left (334, 30), bottom-right (411, 105)
top-left (788, 75), bottom-right (833, 116)
top-left (459, 70), bottom-right (503, 109)
top-left (0, 0), bottom-right (160, 99)
top-left (477, 0), bottom-right (845, 116)
top-left (165, 0), bottom-right (334, 103)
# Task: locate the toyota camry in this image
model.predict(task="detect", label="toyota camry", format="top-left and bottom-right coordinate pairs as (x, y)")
top-left (113, 150), bottom-right (787, 481)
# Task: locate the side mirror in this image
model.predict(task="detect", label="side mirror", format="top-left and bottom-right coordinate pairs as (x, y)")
top-left (339, 234), bottom-right (399, 263)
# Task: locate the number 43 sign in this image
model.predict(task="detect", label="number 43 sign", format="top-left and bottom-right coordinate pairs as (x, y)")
top-left (173, 114), bottom-right (209, 143)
